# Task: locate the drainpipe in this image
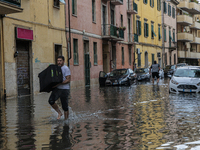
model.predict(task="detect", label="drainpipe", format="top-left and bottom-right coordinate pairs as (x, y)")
top-left (0, 16), bottom-right (5, 99)
top-left (162, 0), bottom-right (165, 68)
top-left (67, 0), bottom-right (71, 67)
top-left (133, 0), bottom-right (136, 70)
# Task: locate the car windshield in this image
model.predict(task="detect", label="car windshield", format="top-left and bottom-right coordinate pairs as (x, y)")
top-left (171, 65), bottom-right (176, 69)
top-left (174, 69), bottom-right (200, 78)
top-left (136, 68), bottom-right (146, 73)
top-left (109, 69), bottom-right (128, 77)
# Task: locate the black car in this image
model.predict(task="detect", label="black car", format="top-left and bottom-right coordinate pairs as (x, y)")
top-left (135, 68), bottom-right (150, 81)
top-left (99, 68), bottom-right (137, 86)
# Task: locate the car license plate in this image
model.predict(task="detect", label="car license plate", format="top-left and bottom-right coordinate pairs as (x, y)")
top-left (183, 89), bottom-right (192, 92)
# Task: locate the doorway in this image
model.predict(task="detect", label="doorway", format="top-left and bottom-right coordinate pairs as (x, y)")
top-left (112, 45), bottom-right (116, 70)
top-left (16, 40), bottom-right (31, 96)
top-left (84, 41), bottom-right (90, 86)
top-left (145, 52), bottom-right (148, 67)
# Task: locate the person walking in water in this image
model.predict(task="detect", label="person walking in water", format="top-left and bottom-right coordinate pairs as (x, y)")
top-left (48, 56), bottom-right (71, 120)
top-left (149, 61), bottom-right (160, 84)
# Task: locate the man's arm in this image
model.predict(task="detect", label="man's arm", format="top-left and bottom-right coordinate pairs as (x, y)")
top-left (62, 75), bottom-right (71, 84)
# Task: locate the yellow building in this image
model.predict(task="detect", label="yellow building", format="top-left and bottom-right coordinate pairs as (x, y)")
top-left (1, 0), bottom-right (67, 97)
top-left (134, 0), bottom-right (162, 68)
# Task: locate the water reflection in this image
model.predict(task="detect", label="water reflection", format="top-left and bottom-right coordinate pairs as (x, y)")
top-left (1, 80), bottom-right (200, 149)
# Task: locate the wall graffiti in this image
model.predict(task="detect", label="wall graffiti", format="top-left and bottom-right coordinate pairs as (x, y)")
top-left (35, 58), bottom-right (41, 63)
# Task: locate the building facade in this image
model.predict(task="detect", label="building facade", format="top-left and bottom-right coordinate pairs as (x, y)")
top-left (0, 0), bottom-right (23, 99)
top-left (163, 0), bottom-right (179, 66)
top-left (66, 0), bottom-right (138, 88)
top-left (1, 0), bottom-right (67, 97)
top-left (177, 0), bottom-right (200, 65)
top-left (134, 0), bottom-right (162, 68)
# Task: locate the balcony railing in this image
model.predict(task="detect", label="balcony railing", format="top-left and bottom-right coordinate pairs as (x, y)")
top-left (102, 24), bottom-right (124, 41)
top-left (169, 41), bottom-right (177, 50)
top-left (177, 32), bottom-right (193, 42)
top-left (111, 0), bottom-right (123, 5)
top-left (191, 37), bottom-right (200, 44)
top-left (0, 0), bottom-right (21, 7)
top-left (177, 15), bottom-right (193, 26)
top-left (127, 2), bottom-right (137, 14)
top-left (178, 50), bottom-right (200, 59)
top-left (178, 0), bottom-right (200, 14)
top-left (127, 33), bottom-right (139, 43)
top-left (190, 21), bottom-right (200, 30)
top-left (0, 0), bottom-right (22, 14)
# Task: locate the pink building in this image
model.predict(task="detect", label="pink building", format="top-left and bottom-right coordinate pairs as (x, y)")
top-left (66, 0), bottom-right (137, 88)
top-left (163, 0), bottom-right (179, 66)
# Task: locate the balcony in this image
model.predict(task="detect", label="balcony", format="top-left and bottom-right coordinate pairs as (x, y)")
top-left (102, 24), bottom-right (124, 41)
top-left (191, 37), bottom-right (200, 44)
top-left (178, 1), bottom-right (200, 14)
top-left (111, 0), bottom-right (123, 5)
top-left (177, 32), bottom-right (193, 42)
top-left (0, 0), bottom-right (22, 14)
top-left (178, 50), bottom-right (200, 59)
top-left (169, 41), bottom-right (177, 50)
top-left (127, 2), bottom-right (137, 14)
top-left (127, 33), bottom-right (138, 44)
top-left (177, 15), bottom-right (193, 26)
top-left (190, 21), bottom-right (200, 30)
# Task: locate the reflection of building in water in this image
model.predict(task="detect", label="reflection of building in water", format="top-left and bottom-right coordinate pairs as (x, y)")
top-left (131, 85), bottom-right (167, 149)
top-left (0, 99), bottom-right (7, 149)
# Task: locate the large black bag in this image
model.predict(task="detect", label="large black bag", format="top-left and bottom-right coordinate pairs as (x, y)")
top-left (38, 65), bottom-right (63, 92)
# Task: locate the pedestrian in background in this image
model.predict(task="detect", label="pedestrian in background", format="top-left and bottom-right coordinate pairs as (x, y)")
top-left (149, 61), bottom-right (160, 84)
top-left (48, 56), bottom-right (71, 120)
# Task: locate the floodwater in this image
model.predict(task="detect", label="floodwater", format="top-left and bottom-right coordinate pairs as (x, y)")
top-left (1, 79), bottom-right (200, 150)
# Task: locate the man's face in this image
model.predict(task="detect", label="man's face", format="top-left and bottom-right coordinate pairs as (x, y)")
top-left (57, 58), bottom-right (64, 66)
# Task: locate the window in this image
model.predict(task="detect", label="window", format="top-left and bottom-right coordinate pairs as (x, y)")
top-left (164, 1), bottom-right (167, 14)
top-left (164, 26), bottom-right (166, 42)
top-left (121, 15), bottom-right (123, 27)
top-left (138, 53), bottom-right (141, 67)
top-left (54, 0), bottom-right (60, 7)
top-left (93, 42), bottom-right (97, 65)
top-left (55, 45), bottom-right (62, 64)
top-left (165, 53), bottom-right (167, 65)
top-left (129, 47), bottom-right (132, 66)
top-left (72, 0), bottom-right (77, 15)
top-left (92, 0), bottom-right (96, 22)
top-left (168, 4), bottom-right (171, 16)
top-left (111, 9), bottom-right (115, 25)
top-left (151, 23), bottom-right (156, 39)
top-left (158, 25), bottom-right (161, 40)
top-left (173, 29), bottom-right (175, 41)
top-left (172, 7), bottom-right (175, 18)
top-left (73, 39), bottom-right (79, 65)
top-left (150, 0), bottom-right (154, 7)
top-left (144, 0), bottom-right (148, 4)
top-left (174, 54), bottom-right (176, 64)
top-left (122, 47), bottom-right (124, 65)
top-left (157, 0), bottom-right (161, 11)
top-left (152, 54), bottom-right (154, 65)
top-left (144, 21), bottom-right (149, 37)
top-left (136, 20), bottom-right (141, 35)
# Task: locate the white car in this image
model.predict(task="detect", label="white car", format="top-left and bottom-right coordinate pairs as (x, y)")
top-left (169, 66), bottom-right (200, 93)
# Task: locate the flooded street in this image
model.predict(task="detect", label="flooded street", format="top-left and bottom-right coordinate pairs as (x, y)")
top-left (1, 78), bottom-right (200, 150)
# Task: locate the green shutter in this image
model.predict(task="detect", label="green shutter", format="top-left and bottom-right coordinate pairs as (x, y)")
top-left (152, 54), bottom-right (154, 64)
top-left (164, 2), bottom-right (166, 13)
top-left (164, 28), bottom-right (166, 41)
top-left (153, 0), bottom-right (154, 7)
top-left (158, 27), bottom-right (161, 40)
top-left (72, 0), bottom-right (75, 14)
top-left (139, 21), bottom-right (141, 35)
top-left (157, 0), bottom-right (159, 10)
top-left (147, 23), bottom-right (149, 37)
top-left (144, 23), bottom-right (146, 37)
top-left (150, 0), bottom-right (152, 6)
top-left (173, 31), bottom-right (175, 41)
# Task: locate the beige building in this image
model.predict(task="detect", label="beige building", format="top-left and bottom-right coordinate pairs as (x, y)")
top-left (177, 0), bottom-right (200, 65)
top-left (1, 0), bottom-right (67, 97)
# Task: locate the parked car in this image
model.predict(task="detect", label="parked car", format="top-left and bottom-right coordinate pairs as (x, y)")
top-left (167, 65), bottom-right (176, 77)
top-left (135, 68), bottom-right (150, 81)
top-left (159, 69), bottom-right (164, 78)
top-left (176, 63), bottom-right (187, 68)
top-left (99, 68), bottom-right (137, 86)
top-left (169, 66), bottom-right (200, 93)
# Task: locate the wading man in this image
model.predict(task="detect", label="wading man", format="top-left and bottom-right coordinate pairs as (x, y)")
top-left (149, 61), bottom-right (160, 84)
top-left (49, 56), bottom-right (71, 120)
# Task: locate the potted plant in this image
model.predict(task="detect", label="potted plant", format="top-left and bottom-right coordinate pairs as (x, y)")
top-left (123, 27), bottom-right (126, 30)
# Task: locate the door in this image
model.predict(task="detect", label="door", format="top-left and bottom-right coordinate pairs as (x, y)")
top-left (99, 71), bottom-right (107, 86)
top-left (112, 45), bottom-right (116, 70)
top-left (16, 40), bottom-right (30, 96)
top-left (145, 52), bottom-right (148, 67)
top-left (84, 41), bottom-right (90, 86)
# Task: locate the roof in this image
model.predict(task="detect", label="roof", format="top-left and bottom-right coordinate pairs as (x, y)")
top-left (177, 66), bottom-right (200, 69)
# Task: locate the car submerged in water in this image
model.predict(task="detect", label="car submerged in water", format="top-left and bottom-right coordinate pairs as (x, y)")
top-left (99, 68), bottom-right (137, 86)
top-left (169, 66), bottom-right (200, 93)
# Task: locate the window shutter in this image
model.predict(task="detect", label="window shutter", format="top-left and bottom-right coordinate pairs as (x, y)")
top-left (139, 21), bottom-right (141, 35)
top-left (153, 0), bottom-right (154, 7)
top-left (147, 23), bottom-right (149, 37)
top-left (72, 0), bottom-right (75, 14)
top-left (150, 0), bottom-right (151, 6)
top-left (158, 27), bottom-right (161, 40)
top-left (144, 23), bottom-right (146, 37)
top-left (164, 28), bottom-right (166, 41)
top-left (173, 31), bottom-right (175, 41)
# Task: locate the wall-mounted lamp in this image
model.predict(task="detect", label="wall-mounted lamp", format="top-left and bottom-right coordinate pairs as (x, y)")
top-left (14, 51), bottom-right (18, 58)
